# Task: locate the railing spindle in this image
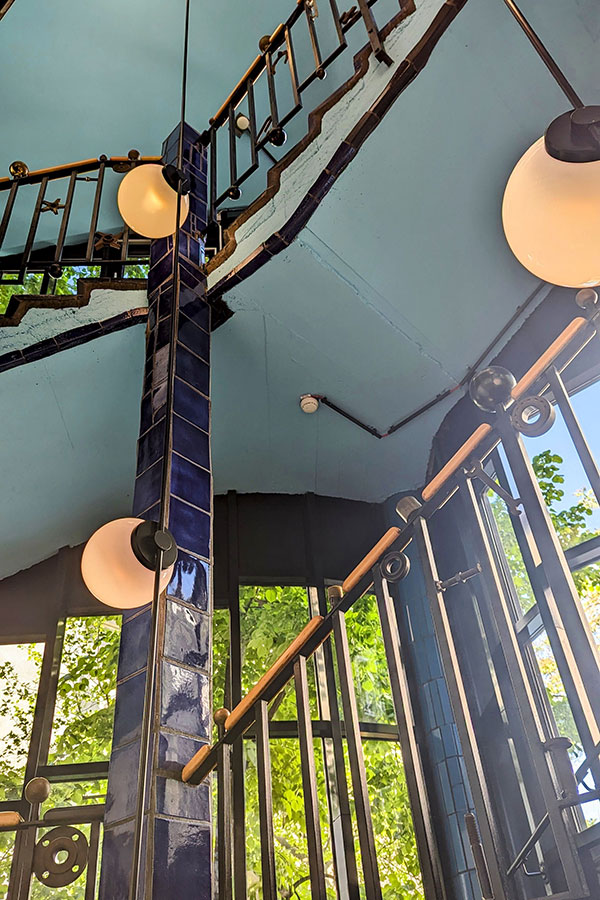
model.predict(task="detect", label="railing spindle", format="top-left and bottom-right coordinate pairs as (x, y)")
top-left (246, 77), bottom-right (259, 170)
top-left (217, 742), bottom-right (233, 900)
top-left (228, 103), bottom-right (238, 191)
top-left (304, 2), bottom-right (324, 76)
top-left (285, 25), bottom-right (302, 110)
top-left (19, 177), bottom-right (49, 282)
top-left (86, 160), bottom-right (106, 263)
top-left (329, 0), bottom-right (347, 46)
top-left (294, 654), bottom-right (328, 900)
top-left (255, 699), bottom-right (278, 900)
top-left (84, 819), bottom-right (101, 900)
top-left (54, 170), bottom-right (77, 264)
top-left (332, 610), bottom-right (383, 900)
top-left (0, 181), bottom-right (18, 255)
top-left (265, 49), bottom-right (281, 132)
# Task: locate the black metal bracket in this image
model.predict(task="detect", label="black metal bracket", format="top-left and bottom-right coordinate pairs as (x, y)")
top-left (130, 520), bottom-right (178, 571)
top-left (436, 563), bottom-right (482, 592)
top-left (466, 458), bottom-right (523, 516)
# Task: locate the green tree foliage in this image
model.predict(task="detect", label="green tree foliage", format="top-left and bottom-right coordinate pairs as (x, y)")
top-left (0, 616), bottom-right (120, 898)
top-left (214, 586), bottom-right (424, 899)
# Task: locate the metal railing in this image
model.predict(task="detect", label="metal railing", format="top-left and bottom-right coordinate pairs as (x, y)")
top-left (0, 803), bottom-right (104, 898)
top-left (0, 0), bottom-right (411, 301)
top-left (181, 294), bottom-right (600, 899)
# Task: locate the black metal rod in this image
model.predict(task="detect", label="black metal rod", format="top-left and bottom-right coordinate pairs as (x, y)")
top-left (228, 103), bottom-right (238, 189)
top-left (86, 161), bottom-right (105, 262)
top-left (54, 170), bottom-right (77, 264)
top-left (464, 814), bottom-right (494, 899)
top-left (0, 181), bottom-right (18, 254)
top-left (372, 569), bottom-right (445, 899)
top-left (255, 700), bottom-right (278, 900)
top-left (501, 0), bottom-right (584, 108)
top-left (84, 819), bottom-right (101, 900)
top-left (547, 365), bottom-right (600, 507)
top-left (294, 655), bottom-right (328, 900)
top-left (329, 0), bottom-right (347, 47)
top-left (247, 78), bottom-right (259, 170)
top-left (19, 178), bottom-right (48, 280)
top-left (265, 49), bottom-right (280, 130)
top-left (304, 2), bottom-right (324, 73)
top-left (332, 610), bottom-right (382, 900)
top-left (217, 742), bottom-right (233, 900)
top-left (285, 25), bottom-right (301, 109)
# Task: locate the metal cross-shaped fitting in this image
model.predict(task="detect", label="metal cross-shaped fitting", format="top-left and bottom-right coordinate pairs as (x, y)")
top-left (465, 458), bottom-right (523, 516)
top-left (40, 198), bottom-right (65, 215)
top-left (94, 231), bottom-right (123, 251)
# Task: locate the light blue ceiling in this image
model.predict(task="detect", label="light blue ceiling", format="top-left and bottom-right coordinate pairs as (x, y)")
top-left (0, 0), bottom-right (282, 169)
top-left (1, 0), bottom-right (600, 577)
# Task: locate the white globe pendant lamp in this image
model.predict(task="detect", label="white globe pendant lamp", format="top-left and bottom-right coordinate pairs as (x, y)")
top-left (503, 107), bottom-right (600, 288)
top-left (81, 518), bottom-right (177, 610)
top-left (117, 163), bottom-right (190, 240)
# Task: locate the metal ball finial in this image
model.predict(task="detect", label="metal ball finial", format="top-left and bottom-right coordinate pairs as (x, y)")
top-left (24, 776), bottom-right (51, 804)
top-left (469, 366), bottom-right (516, 412)
top-left (214, 708), bottom-right (230, 728)
top-left (576, 288), bottom-right (598, 311)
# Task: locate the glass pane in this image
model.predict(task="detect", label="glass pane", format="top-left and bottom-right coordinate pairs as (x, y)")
top-left (239, 586), bottom-right (316, 720)
top-left (0, 833), bottom-right (16, 899)
top-left (40, 779), bottom-right (107, 814)
top-left (0, 642), bottom-right (44, 801)
top-left (344, 594), bottom-right (395, 724)
top-left (486, 488), bottom-right (536, 613)
top-left (48, 616), bottom-right (120, 765)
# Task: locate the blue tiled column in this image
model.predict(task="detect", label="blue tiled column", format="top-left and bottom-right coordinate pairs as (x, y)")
top-left (99, 123), bottom-right (213, 900)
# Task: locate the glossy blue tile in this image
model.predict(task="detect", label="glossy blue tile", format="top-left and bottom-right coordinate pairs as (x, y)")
top-left (133, 459), bottom-right (161, 516)
top-left (151, 249), bottom-right (174, 288)
top-left (160, 661), bottom-right (210, 738)
top-left (137, 419), bottom-right (166, 475)
top-left (104, 740), bottom-right (140, 824)
top-left (153, 820), bottom-right (211, 899)
top-left (179, 287), bottom-right (209, 331)
top-left (173, 377), bottom-right (209, 432)
top-left (169, 496), bottom-right (210, 559)
top-left (155, 775), bottom-right (210, 821)
top-left (112, 671), bottom-right (145, 748)
top-left (98, 821), bottom-right (134, 900)
top-left (158, 731), bottom-right (206, 774)
top-left (171, 453), bottom-right (210, 512)
top-left (164, 600), bottom-right (209, 670)
top-left (178, 314), bottom-right (209, 362)
top-left (167, 551), bottom-right (209, 610)
top-left (117, 610), bottom-right (150, 680)
top-left (175, 344), bottom-right (209, 395)
top-left (172, 414), bottom-right (209, 469)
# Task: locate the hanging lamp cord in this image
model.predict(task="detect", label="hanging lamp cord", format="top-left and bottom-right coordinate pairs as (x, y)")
top-left (129, 0), bottom-right (192, 896)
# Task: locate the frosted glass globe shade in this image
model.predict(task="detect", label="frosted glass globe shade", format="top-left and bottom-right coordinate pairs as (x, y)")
top-left (81, 518), bottom-right (174, 609)
top-left (117, 165), bottom-right (189, 239)
top-left (503, 137), bottom-right (600, 288)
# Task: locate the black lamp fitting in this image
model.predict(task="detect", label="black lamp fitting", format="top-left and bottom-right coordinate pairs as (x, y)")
top-left (268, 127), bottom-right (287, 147)
top-left (162, 164), bottom-right (191, 196)
top-left (545, 106), bottom-right (600, 163)
top-left (131, 520), bottom-right (178, 571)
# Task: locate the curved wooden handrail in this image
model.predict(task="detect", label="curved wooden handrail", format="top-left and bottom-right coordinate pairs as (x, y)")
top-left (421, 316), bottom-right (593, 503)
top-left (342, 526), bottom-right (402, 593)
top-left (0, 155), bottom-right (162, 191)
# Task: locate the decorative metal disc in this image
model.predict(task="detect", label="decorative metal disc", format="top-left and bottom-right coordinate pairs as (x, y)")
top-left (510, 395), bottom-right (555, 437)
top-left (33, 825), bottom-right (88, 888)
top-left (380, 550), bottom-right (410, 583)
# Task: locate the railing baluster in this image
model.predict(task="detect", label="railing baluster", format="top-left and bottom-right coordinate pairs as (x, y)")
top-left (372, 568), bottom-right (446, 900)
top-left (0, 180), bottom-right (19, 255)
top-left (255, 699), bottom-right (278, 900)
top-left (304, 2), bottom-right (324, 76)
top-left (19, 177), bottom-right (48, 282)
top-left (246, 77), bottom-right (259, 170)
top-left (209, 127), bottom-right (217, 225)
top-left (285, 25), bottom-right (301, 110)
top-left (84, 819), bottom-right (101, 900)
top-left (294, 654), bottom-right (328, 900)
top-left (357, 0), bottom-right (393, 65)
top-left (54, 170), bottom-right (77, 264)
top-left (228, 103), bottom-right (238, 191)
top-left (332, 609), bottom-right (383, 900)
top-left (86, 160), bottom-right (105, 262)
top-left (265, 49), bottom-right (280, 131)
top-left (329, 0), bottom-right (347, 47)
top-left (217, 742), bottom-right (232, 900)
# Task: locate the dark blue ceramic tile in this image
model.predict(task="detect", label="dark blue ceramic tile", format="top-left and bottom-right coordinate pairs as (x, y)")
top-left (157, 731), bottom-right (206, 774)
top-left (137, 419), bottom-right (166, 475)
top-left (171, 453), bottom-right (210, 513)
top-left (167, 551), bottom-right (209, 610)
top-left (180, 261), bottom-right (204, 291)
top-left (176, 344), bottom-right (209, 396)
top-left (155, 775), bottom-right (210, 821)
top-left (153, 819), bottom-right (211, 899)
top-left (113, 671), bottom-right (146, 748)
top-left (447, 756), bottom-right (464, 788)
top-left (98, 821), bottom-right (135, 900)
top-left (173, 377), bottom-right (209, 432)
top-left (160, 661), bottom-right (210, 737)
top-left (158, 284), bottom-right (174, 321)
top-left (133, 459), bottom-right (162, 516)
top-left (104, 740), bottom-right (141, 824)
top-left (150, 237), bottom-right (170, 268)
top-left (164, 600), bottom-right (209, 670)
top-left (154, 315), bottom-right (170, 353)
top-left (169, 496), bottom-right (210, 559)
top-left (179, 288), bottom-right (210, 331)
top-left (178, 315), bottom-right (209, 362)
top-left (151, 248), bottom-right (174, 288)
top-left (139, 391), bottom-right (152, 435)
top-left (172, 414), bottom-right (210, 469)
top-left (117, 610), bottom-right (150, 680)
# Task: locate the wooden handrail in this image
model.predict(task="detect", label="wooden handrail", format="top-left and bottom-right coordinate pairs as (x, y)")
top-left (421, 316), bottom-right (593, 503)
top-left (225, 615), bottom-right (324, 731)
top-left (0, 155), bottom-right (162, 190)
top-left (342, 526), bottom-right (401, 593)
top-left (182, 744), bottom-right (212, 784)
